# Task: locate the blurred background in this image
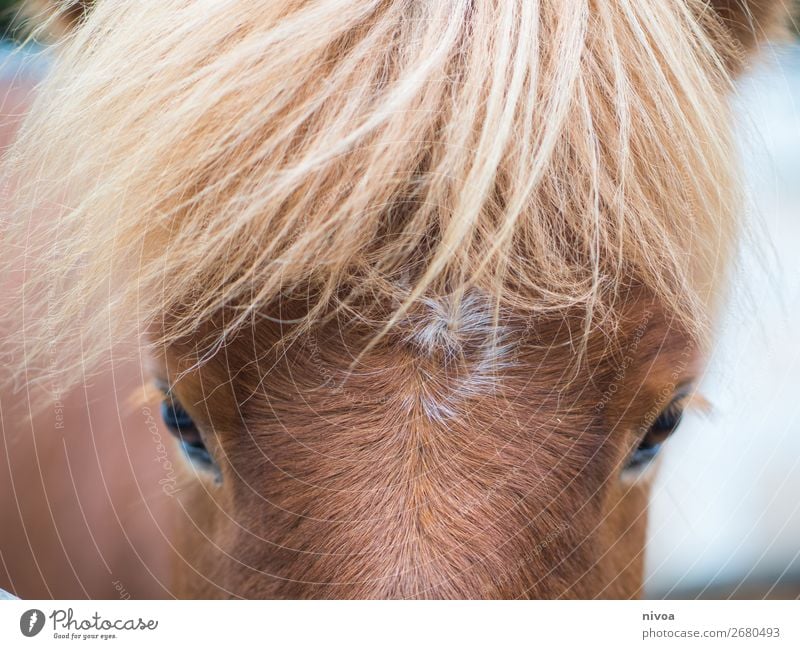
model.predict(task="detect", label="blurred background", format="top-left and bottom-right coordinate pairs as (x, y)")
top-left (0, 3), bottom-right (797, 599)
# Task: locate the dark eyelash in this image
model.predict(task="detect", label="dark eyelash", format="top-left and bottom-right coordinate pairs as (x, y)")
top-left (160, 397), bottom-right (197, 433)
top-left (649, 399), bottom-right (685, 439)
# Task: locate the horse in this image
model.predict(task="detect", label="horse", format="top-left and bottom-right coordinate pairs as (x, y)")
top-left (0, 0), bottom-right (791, 599)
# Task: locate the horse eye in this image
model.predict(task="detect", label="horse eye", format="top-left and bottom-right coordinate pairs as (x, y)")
top-left (626, 393), bottom-right (687, 470)
top-left (159, 391), bottom-right (214, 468)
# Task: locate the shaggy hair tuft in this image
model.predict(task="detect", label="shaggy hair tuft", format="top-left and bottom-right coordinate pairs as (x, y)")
top-left (3, 0), bottom-right (748, 383)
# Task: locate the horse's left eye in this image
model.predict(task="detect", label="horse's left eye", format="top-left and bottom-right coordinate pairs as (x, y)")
top-left (160, 394), bottom-right (214, 468)
top-left (626, 394), bottom-right (687, 471)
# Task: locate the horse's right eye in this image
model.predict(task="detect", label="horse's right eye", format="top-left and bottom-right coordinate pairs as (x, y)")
top-left (159, 393), bottom-right (214, 468)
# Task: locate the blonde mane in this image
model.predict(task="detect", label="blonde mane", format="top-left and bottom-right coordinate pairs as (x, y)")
top-left (4, 0), bottom-right (741, 382)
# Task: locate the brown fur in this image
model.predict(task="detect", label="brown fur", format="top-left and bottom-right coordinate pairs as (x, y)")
top-left (154, 294), bottom-right (697, 598)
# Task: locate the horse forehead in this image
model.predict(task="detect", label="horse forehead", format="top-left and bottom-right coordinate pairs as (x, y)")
top-left (171, 290), bottom-right (678, 435)
top-left (232, 308), bottom-right (600, 432)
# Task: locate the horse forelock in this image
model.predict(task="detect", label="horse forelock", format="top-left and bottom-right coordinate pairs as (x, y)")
top-left (4, 0), bottom-right (746, 385)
